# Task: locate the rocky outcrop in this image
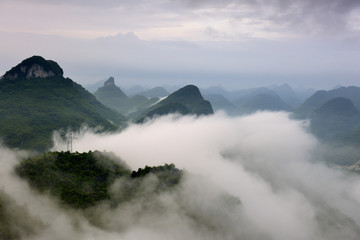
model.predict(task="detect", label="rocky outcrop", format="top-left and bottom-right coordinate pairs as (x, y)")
top-left (3, 56), bottom-right (64, 80)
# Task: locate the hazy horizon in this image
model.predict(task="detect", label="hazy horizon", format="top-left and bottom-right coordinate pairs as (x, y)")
top-left (1, 0), bottom-right (360, 90)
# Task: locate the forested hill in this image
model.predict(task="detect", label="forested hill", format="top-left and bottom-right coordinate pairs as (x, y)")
top-left (0, 56), bottom-right (126, 151)
top-left (16, 151), bottom-right (182, 209)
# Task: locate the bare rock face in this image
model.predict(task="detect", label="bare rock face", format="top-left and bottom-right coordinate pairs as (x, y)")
top-left (22, 64), bottom-right (56, 79)
top-left (3, 55), bottom-right (64, 80)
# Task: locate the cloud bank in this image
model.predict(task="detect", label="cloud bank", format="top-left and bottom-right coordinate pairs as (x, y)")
top-left (1, 111), bottom-right (360, 239)
top-left (50, 111), bottom-right (360, 239)
top-left (3, 0), bottom-right (360, 39)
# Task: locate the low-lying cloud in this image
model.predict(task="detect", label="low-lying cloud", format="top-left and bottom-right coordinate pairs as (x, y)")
top-left (1, 111), bottom-right (360, 239)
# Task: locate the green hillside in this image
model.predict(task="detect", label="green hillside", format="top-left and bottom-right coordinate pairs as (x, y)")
top-left (16, 151), bottom-right (182, 209)
top-left (0, 56), bottom-right (126, 151)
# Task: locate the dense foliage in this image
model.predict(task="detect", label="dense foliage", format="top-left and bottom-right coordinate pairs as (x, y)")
top-left (16, 151), bottom-right (182, 209)
top-left (131, 163), bottom-right (182, 188)
top-left (16, 151), bottom-right (129, 208)
top-left (0, 74), bottom-right (125, 151)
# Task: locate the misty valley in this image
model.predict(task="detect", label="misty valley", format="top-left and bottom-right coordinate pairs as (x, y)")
top-left (1, 56), bottom-right (360, 239)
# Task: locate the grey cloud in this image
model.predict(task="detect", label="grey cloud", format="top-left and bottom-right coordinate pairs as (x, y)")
top-left (2, 0), bottom-right (360, 39)
top-left (179, 0), bottom-right (360, 36)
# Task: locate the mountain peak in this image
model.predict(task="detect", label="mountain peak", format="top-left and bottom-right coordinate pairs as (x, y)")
top-left (104, 77), bottom-right (115, 86)
top-left (315, 97), bottom-right (360, 116)
top-left (169, 85), bottom-right (204, 101)
top-left (3, 55), bottom-right (63, 80)
top-left (136, 84), bottom-right (213, 122)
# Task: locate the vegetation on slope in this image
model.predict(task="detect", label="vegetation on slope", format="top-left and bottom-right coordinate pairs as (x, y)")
top-left (0, 56), bottom-right (126, 151)
top-left (16, 151), bottom-right (182, 209)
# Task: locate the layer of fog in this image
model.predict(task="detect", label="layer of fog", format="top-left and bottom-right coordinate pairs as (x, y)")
top-left (1, 111), bottom-right (360, 239)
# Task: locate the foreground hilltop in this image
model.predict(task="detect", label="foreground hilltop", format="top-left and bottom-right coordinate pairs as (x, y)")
top-left (0, 56), bottom-right (126, 150)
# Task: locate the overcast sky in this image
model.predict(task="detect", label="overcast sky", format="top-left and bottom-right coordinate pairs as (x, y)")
top-left (1, 0), bottom-right (360, 89)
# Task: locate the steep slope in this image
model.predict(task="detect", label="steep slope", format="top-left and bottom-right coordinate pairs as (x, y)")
top-left (0, 56), bottom-right (125, 150)
top-left (238, 93), bottom-right (293, 114)
top-left (136, 85), bottom-right (213, 122)
top-left (294, 86), bottom-right (360, 119)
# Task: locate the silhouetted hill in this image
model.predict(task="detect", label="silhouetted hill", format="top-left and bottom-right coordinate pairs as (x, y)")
top-left (122, 85), bottom-right (146, 96)
top-left (234, 87), bottom-right (276, 106)
top-left (238, 93), bottom-right (293, 114)
top-left (203, 93), bottom-right (238, 115)
top-left (294, 86), bottom-right (360, 119)
top-left (271, 84), bottom-right (302, 107)
top-left (0, 56), bottom-right (126, 150)
top-left (139, 87), bottom-right (169, 98)
top-left (310, 97), bottom-right (360, 141)
top-left (93, 77), bottom-right (159, 116)
top-left (136, 85), bottom-right (213, 122)
top-left (94, 77), bottom-right (128, 108)
top-left (292, 90), bottom-right (360, 166)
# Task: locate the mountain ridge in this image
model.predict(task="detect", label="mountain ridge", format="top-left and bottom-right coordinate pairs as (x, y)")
top-left (0, 56), bottom-right (126, 150)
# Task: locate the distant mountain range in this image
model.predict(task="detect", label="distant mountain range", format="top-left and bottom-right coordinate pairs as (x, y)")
top-left (92, 78), bottom-right (213, 122)
top-left (237, 93), bottom-right (293, 114)
top-left (0, 56), bottom-right (215, 150)
top-left (93, 77), bottom-right (158, 116)
top-left (292, 87), bottom-right (360, 148)
top-left (309, 97), bottom-right (360, 141)
top-left (88, 77), bottom-right (360, 153)
top-left (2, 55), bottom-right (360, 168)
